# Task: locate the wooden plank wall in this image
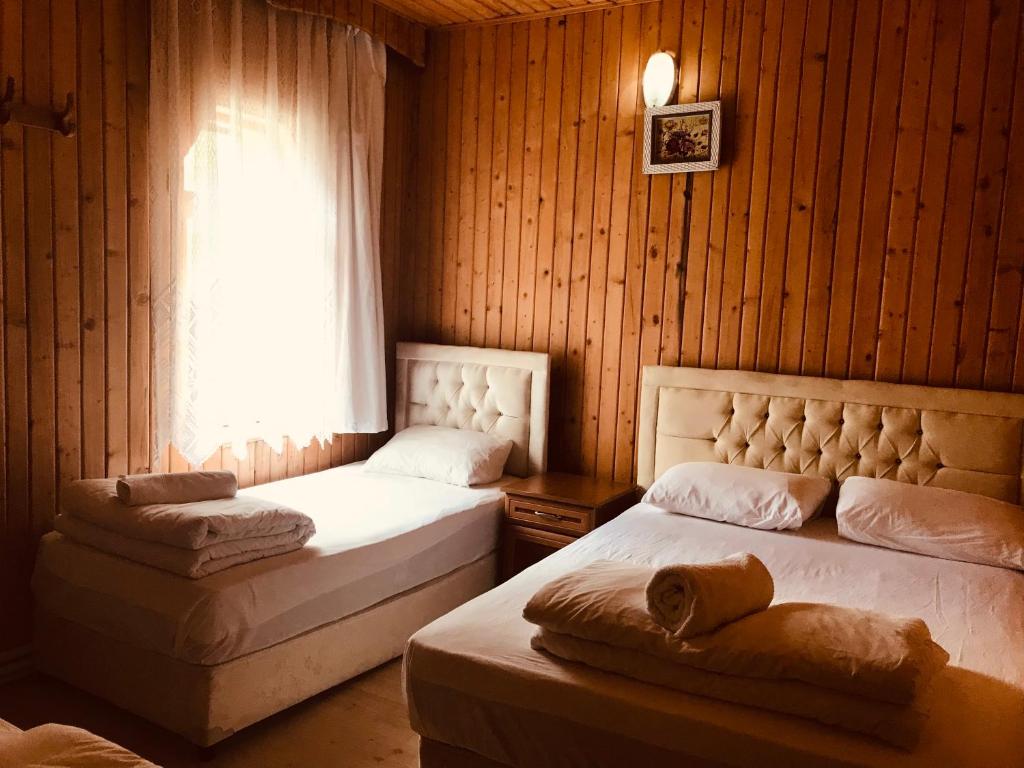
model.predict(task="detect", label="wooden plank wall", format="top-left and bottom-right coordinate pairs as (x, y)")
top-left (399, 0), bottom-right (1024, 483)
top-left (0, 1), bottom-right (419, 653)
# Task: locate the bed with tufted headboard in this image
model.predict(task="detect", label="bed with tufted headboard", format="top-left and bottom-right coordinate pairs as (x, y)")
top-left (32, 343), bottom-right (552, 749)
top-left (408, 365), bottom-right (1024, 768)
top-left (396, 341), bottom-right (550, 477)
top-left (636, 365), bottom-right (1024, 501)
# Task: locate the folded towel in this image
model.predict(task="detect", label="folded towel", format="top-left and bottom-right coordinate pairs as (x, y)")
top-left (55, 514), bottom-right (314, 578)
top-left (62, 479), bottom-right (312, 550)
top-left (524, 560), bottom-right (949, 705)
top-left (646, 553), bottom-right (774, 637)
top-left (531, 627), bottom-right (926, 749)
top-left (116, 470), bottom-right (238, 505)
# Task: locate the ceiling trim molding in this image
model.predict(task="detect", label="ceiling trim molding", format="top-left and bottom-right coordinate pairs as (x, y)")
top-left (433, 0), bottom-right (660, 30)
top-left (267, 0), bottom-right (427, 67)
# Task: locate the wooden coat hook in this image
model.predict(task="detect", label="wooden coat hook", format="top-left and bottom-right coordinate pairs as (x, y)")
top-left (0, 76), bottom-right (76, 138)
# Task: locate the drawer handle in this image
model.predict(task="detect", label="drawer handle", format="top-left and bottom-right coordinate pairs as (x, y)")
top-left (532, 510), bottom-right (567, 523)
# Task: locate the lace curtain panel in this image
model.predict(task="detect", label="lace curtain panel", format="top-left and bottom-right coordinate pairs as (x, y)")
top-left (150, 0), bottom-right (388, 466)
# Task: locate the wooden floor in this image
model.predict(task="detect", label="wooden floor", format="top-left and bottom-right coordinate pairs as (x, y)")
top-left (0, 659), bottom-right (418, 767)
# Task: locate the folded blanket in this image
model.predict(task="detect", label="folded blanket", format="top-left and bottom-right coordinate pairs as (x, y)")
top-left (531, 627), bottom-right (927, 749)
top-left (62, 478), bottom-right (312, 550)
top-left (116, 470), bottom-right (237, 505)
top-left (55, 514), bottom-right (314, 578)
top-left (524, 560), bottom-right (949, 705)
top-left (0, 723), bottom-right (158, 768)
top-left (646, 553), bottom-right (774, 637)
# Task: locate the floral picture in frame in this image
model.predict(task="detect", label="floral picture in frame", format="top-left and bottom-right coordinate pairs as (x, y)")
top-left (643, 100), bottom-right (721, 174)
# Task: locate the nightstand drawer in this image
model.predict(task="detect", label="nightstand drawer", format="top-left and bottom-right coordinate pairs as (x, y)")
top-left (501, 525), bottom-right (575, 581)
top-left (500, 473), bottom-right (637, 581)
top-left (506, 498), bottom-right (592, 535)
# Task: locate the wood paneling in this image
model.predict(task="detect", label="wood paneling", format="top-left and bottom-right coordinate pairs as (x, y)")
top-left (0, 2), bottom-right (419, 652)
top-left (4, 0), bottom-right (1020, 654)
top-left (400, 0), bottom-right (1024, 482)
top-left (371, 0), bottom-right (656, 29)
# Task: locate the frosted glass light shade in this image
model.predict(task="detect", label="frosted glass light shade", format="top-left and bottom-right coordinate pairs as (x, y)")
top-left (643, 51), bottom-right (677, 108)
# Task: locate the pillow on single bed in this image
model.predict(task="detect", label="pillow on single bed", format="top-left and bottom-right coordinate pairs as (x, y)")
top-left (642, 462), bottom-right (832, 530)
top-left (364, 425), bottom-right (514, 487)
top-left (836, 477), bottom-right (1024, 571)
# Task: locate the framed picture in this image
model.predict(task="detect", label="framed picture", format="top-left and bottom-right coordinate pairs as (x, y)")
top-left (643, 100), bottom-right (721, 174)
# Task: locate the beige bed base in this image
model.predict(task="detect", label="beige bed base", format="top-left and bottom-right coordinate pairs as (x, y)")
top-left (418, 364), bottom-right (1024, 767)
top-left (35, 554), bottom-right (496, 747)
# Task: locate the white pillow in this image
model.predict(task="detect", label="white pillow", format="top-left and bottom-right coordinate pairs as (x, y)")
top-left (364, 425), bottom-right (514, 487)
top-left (836, 477), bottom-right (1024, 571)
top-left (642, 462), bottom-right (832, 530)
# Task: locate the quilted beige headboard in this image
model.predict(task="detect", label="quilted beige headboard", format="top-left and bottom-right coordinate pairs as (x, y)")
top-left (637, 366), bottom-right (1024, 503)
top-left (395, 342), bottom-right (551, 477)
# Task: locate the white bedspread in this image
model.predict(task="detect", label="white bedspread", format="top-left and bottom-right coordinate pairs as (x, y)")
top-left (405, 504), bottom-right (1024, 768)
top-left (33, 463), bottom-right (505, 665)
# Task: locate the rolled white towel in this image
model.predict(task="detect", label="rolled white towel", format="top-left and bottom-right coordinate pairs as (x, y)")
top-left (524, 560), bottom-right (948, 706)
top-left (115, 470), bottom-right (238, 505)
top-left (645, 553), bottom-right (774, 638)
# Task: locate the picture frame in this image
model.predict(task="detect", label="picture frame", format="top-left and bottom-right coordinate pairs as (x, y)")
top-left (643, 100), bottom-right (721, 175)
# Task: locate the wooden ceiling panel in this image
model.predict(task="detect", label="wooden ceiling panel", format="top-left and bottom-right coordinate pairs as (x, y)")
top-left (372, 0), bottom-right (652, 28)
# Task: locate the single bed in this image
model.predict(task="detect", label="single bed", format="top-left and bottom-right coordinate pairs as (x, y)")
top-left (33, 463), bottom-right (509, 665)
top-left (404, 366), bottom-right (1024, 768)
top-left (32, 342), bottom-right (550, 746)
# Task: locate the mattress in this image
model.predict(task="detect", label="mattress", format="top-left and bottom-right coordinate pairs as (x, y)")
top-left (33, 462), bottom-right (505, 665)
top-left (405, 503), bottom-right (1024, 768)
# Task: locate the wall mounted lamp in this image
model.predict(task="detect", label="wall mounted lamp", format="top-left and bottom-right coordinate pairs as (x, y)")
top-left (642, 51), bottom-right (677, 108)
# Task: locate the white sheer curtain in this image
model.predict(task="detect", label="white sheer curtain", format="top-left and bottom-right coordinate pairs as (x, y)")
top-left (150, 0), bottom-right (388, 466)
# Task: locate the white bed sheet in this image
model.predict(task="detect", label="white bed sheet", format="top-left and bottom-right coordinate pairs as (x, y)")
top-left (406, 503), bottom-right (1024, 768)
top-left (33, 463), bottom-right (505, 665)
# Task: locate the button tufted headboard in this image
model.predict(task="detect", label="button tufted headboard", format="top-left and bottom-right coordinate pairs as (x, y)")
top-left (395, 342), bottom-right (551, 477)
top-left (636, 366), bottom-right (1024, 503)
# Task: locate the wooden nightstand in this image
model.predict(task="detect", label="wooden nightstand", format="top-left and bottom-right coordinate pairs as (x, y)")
top-left (501, 472), bottom-right (638, 580)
